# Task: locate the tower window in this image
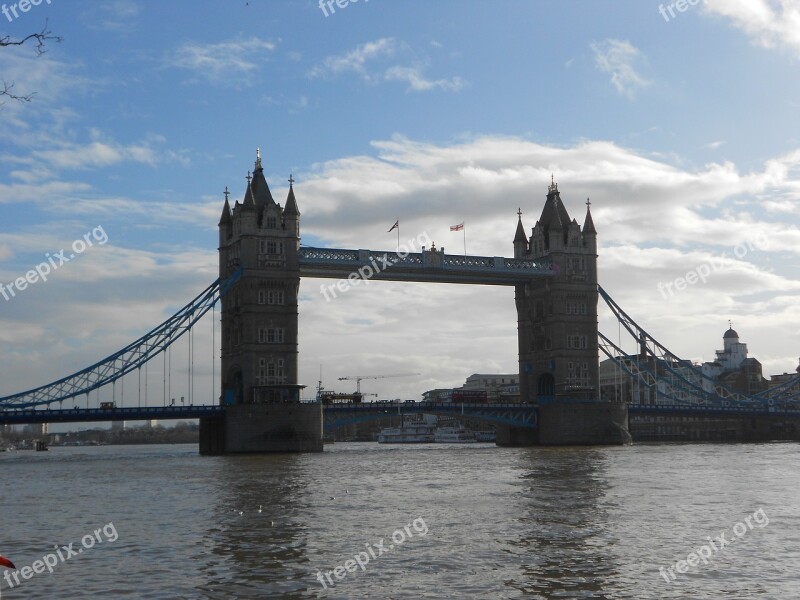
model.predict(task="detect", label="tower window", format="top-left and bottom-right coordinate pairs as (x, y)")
top-left (566, 301), bottom-right (588, 315)
top-left (266, 216), bottom-right (277, 229)
top-left (258, 328), bottom-right (285, 344)
top-left (567, 335), bottom-right (588, 349)
top-left (266, 359), bottom-right (285, 380)
top-left (567, 257), bottom-right (586, 274)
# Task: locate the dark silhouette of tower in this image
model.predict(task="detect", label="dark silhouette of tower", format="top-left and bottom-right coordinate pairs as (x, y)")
top-left (514, 178), bottom-right (599, 404)
top-left (218, 149), bottom-right (301, 406)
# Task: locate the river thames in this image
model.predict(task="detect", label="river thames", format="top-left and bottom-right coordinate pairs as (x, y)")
top-left (1, 442), bottom-right (798, 599)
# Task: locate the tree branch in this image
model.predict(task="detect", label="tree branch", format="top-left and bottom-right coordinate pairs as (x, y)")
top-left (1, 80), bottom-right (33, 103)
top-left (0, 20), bottom-right (62, 105)
top-left (0, 19), bottom-right (63, 56)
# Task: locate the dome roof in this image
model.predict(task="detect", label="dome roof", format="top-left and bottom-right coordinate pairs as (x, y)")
top-left (723, 328), bottom-right (739, 339)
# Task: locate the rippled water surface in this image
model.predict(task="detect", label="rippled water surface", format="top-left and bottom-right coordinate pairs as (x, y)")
top-left (1, 442), bottom-right (798, 599)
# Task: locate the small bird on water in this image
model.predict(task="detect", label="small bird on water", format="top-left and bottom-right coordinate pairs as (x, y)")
top-left (0, 554), bottom-right (15, 569)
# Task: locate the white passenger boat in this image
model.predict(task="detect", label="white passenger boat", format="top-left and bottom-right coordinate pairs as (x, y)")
top-left (474, 430), bottom-right (497, 442)
top-left (377, 420), bottom-right (436, 443)
top-left (434, 426), bottom-right (477, 443)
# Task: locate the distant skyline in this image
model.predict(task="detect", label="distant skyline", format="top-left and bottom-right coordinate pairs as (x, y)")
top-left (1, 0), bottom-right (798, 405)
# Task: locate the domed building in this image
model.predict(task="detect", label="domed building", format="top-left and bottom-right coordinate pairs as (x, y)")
top-left (701, 326), bottom-right (768, 395)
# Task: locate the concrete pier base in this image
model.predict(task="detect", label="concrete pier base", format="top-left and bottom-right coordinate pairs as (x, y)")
top-left (199, 403), bottom-right (323, 455)
top-left (496, 402), bottom-right (630, 447)
top-left (496, 425), bottom-right (539, 447)
top-left (199, 414), bottom-right (226, 455)
top-left (538, 401), bottom-right (630, 446)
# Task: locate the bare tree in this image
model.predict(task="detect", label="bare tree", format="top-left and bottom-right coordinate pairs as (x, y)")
top-left (1, 20), bottom-right (62, 103)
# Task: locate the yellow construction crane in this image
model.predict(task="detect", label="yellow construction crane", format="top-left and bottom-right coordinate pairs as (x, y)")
top-left (337, 373), bottom-right (420, 394)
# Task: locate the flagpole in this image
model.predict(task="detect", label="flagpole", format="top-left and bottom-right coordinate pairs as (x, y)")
top-left (463, 224), bottom-right (466, 256)
top-left (396, 217), bottom-right (400, 252)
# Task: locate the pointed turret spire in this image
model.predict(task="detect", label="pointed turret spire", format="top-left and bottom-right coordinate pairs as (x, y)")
top-left (284, 173), bottom-right (300, 216)
top-left (250, 147), bottom-right (275, 212)
top-left (583, 197), bottom-right (596, 234)
top-left (242, 171), bottom-right (256, 211)
top-left (218, 186), bottom-right (232, 226)
top-left (514, 208), bottom-right (527, 243)
top-left (539, 177), bottom-right (569, 232)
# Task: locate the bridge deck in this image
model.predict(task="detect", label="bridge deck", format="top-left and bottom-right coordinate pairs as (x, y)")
top-left (628, 403), bottom-right (800, 417)
top-left (0, 405), bottom-right (225, 425)
top-left (299, 247), bottom-right (554, 285)
top-left (5, 402), bottom-right (796, 427)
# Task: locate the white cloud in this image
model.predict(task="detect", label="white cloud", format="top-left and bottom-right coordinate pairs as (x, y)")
top-left (704, 0), bottom-right (800, 57)
top-left (295, 136), bottom-right (799, 256)
top-left (0, 132), bottom-right (190, 200)
top-left (168, 37), bottom-right (277, 84)
top-left (309, 38), bottom-right (466, 92)
top-left (384, 66), bottom-right (466, 92)
top-left (590, 39), bottom-right (650, 99)
top-left (0, 49), bottom-right (90, 125)
top-left (84, 0), bottom-right (141, 31)
top-left (308, 38), bottom-right (397, 80)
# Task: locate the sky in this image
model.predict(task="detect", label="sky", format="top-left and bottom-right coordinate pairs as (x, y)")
top-left (1, 0), bottom-right (799, 409)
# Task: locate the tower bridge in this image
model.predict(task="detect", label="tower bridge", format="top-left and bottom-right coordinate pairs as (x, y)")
top-left (3, 149), bottom-right (799, 451)
top-left (207, 151), bottom-right (626, 452)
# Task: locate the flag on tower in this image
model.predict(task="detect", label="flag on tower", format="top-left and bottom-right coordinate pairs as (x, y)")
top-left (388, 219), bottom-right (399, 232)
top-left (451, 222), bottom-right (467, 255)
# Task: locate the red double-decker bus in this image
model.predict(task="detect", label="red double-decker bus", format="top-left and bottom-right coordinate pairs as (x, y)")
top-left (450, 390), bottom-right (488, 403)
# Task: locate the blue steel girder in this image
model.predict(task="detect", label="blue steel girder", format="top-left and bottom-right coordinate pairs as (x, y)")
top-left (628, 403), bottom-right (800, 418)
top-left (0, 405), bottom-right (225, 425)
top-left (299, 247), bottom-right (554, 286)
top-left (0, 270), bottom-right (242, 409)
top-left (598, 286), bottom-right (756, 407)
top-left (750, 372), bottom-right (800, 402)
top-left (322, 402), bottom-right (538, 431)
top-left (599, 331), bottom-right (720, 406)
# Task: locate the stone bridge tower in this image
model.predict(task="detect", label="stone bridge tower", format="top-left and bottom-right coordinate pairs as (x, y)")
top-left (218, 149), bottom-right (301, 406)
top-left (508, 179), bottom-right (629, 445)
top-left (514, 178), bottom-right (599, 404)
top-left (200, 149), bottom-right (322, 454)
